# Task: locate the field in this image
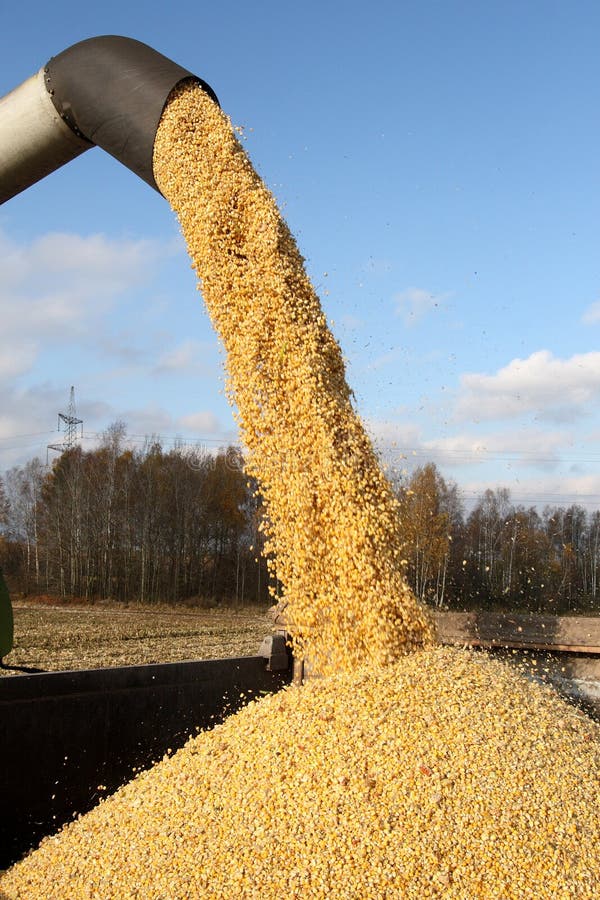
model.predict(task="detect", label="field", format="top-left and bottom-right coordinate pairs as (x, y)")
top-left (0, 601), bottom-right (272, 675)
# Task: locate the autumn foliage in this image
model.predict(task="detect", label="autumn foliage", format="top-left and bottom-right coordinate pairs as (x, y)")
top-left (396, 463), bottom-right (600, 614)
top-left (1, 444), bottom-right (599, 613)
top-left (0, 431), bottom-right (268, 606)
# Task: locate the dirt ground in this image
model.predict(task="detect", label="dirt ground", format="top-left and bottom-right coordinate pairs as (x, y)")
top-left (0, 601), bottom-right (273, 676)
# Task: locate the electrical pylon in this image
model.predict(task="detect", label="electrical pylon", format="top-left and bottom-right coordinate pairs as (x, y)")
top-left (47, 386), bottom-right (83, 460)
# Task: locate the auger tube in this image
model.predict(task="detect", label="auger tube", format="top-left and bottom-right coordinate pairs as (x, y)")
top-left (0, 35), bottom-right (218, 204)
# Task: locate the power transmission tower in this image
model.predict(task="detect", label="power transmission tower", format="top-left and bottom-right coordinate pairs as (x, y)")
top-left (47, 386), bottom-right (84, 460)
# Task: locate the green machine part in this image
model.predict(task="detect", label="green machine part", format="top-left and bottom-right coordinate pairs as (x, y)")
top-left (0, 568), bottom-right (14, 660)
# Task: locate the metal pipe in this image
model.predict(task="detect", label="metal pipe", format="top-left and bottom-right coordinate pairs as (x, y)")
top-left (0, 36), bottom-right (218, 204)
top-left (0, 69), bottom-right (91, 204)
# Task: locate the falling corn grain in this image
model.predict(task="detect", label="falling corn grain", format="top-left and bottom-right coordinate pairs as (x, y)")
top-left (1, 82), bottom-right (598, 899)
top-left (152, 82), bottom-right (433, 674)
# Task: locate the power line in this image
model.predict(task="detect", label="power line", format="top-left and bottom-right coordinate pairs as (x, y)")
top-left (82, 431), bottom-right (238, 445)
top-left (385, 446), bottom-right (600, 464)
top-left (1, 429), bottom-right (598, 463)
top-left (0, 431), bottom-right (55, 443)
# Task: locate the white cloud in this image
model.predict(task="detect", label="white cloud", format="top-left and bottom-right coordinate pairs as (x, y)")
top-left (178, 411), bottom-right (222, 434)
top-left (0, 228), bottom-right (179, 465)
top-left (117, 405), bottom-right (177, 438)
top-left (364, 419), bottom-right (600, 511)
top-left (0, 227), bottom-right (177, 462)
top-left (582, 301), bottom-right (600, 324)
top-left (365, 417), bottom-right (576, 476)
top-left (0, 228), bottom-right (169, 377)
top-left (422, 429), bottom-right (568, 470)
top-left (0, 220), bottom-right (230, 470)
top-left (0, 343), bottom-right (38, 379)
top-left (394, 287), bottom-right (449, 325)
top-left (104, 407), bottom-right (229, 444)
top-left (365, 418), bottom-right (423, 451)
top-left (154, 339), bottom-right (214, 375)
top-left (455, 350), bottom-right (600, 423)
top-left (461, 473), bottom-right (600, 511)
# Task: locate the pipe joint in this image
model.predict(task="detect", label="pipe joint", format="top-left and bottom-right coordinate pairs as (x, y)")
top-left (0, 36), bottom-right (219, 202)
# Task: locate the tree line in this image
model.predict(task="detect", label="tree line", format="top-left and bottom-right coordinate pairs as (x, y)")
top-left (0, 424), bottom-right (270, 606)
top-left (397, 463), bottom-right (600, 614)
top-left (0, 432), bottom-right (598, 613)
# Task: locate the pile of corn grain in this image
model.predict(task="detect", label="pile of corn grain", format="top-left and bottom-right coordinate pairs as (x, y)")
top-left (2, 83), bottom-right (599, 898)
top-left (2, 649), bottom-right (599, 898)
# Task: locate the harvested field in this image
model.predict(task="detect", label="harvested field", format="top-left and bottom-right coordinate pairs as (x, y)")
top-left (0, 602), bottom-right (271, 675)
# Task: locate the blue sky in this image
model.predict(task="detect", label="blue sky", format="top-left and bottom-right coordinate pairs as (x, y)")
top-left (1, 0), bottom-right (599, 511)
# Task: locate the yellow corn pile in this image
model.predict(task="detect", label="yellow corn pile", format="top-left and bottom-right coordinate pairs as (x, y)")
top-left (1, 82), bottom-right (599, 899)
top-left (2, 648), bottom-right (599, 898)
